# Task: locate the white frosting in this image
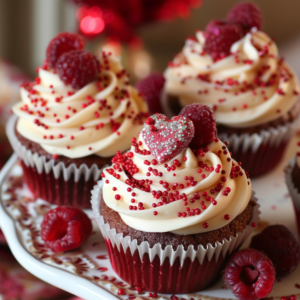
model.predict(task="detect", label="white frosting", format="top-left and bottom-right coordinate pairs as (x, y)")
top-left (102, 135), bottom-right (252, 234)
top-left (12, 53), bottom-right (148, 158)
top-left (164, 30), bottom-right (300, 128)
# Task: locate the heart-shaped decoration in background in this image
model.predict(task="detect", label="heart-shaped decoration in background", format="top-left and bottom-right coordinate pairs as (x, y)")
top-left (142, 114), bottom-right (195, 163)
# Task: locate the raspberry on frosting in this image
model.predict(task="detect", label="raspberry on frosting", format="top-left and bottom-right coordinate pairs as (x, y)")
top-left (56, 50), bottom-right (99, 89)
top-left (13, 50), bottom-right (149, 159)
top-left (179, 104), bottom-right (217, 149)
top-left (41, 206), bottom-right (92, 253)
top-left (136, 73), bottom-right (165, 114)
top-left (223, 249), bottom-right (275, 300)
top-left (227, 2), bottom-right (263, 33)
top-left (204, 20), bottom-right (243, 61)
top-left (46, 32), bottom-right (84, 70)
top-left (250, 225), bottom-right (300, 278)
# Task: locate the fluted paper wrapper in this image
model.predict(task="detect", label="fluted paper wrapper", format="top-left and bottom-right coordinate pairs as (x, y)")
top-left (6, 115), bottom-right (107, 208)
top-left (91, 181), bottom-right (260, 293)
top-left (285, 157), bottom-right (300, 235)
top-left (218, 120), bottom-right (298, 178)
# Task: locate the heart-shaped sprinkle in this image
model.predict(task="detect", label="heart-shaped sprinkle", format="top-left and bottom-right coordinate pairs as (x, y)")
top-left (142, 114), bottom-right (194, 163)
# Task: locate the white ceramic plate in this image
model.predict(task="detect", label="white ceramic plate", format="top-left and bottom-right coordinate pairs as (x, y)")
top-left (0, 147), bottom-right (300, 300)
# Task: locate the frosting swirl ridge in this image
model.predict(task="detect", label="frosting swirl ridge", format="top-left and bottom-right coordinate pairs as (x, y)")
top-left (13, 53), bottom-right (148, 158)
top-left (164, 30), bottom-right (300, 128)
top-left (102, 136), bottom-right (252, 234)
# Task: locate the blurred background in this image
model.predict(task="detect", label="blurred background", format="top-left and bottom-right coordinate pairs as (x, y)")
top-left (0, 0), bottom-right (300, 299)
top-left (1, 0), bottom-right (300, 80)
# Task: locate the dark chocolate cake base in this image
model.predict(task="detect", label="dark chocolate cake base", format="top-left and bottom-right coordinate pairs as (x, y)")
top-left (14, 125), bottom-right (113, 168)
top-left (100, 195), bottom-right (255, 250)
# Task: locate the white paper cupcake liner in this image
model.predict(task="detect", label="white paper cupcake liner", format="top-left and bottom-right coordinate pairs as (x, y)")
top-left (91, 180), bottom-right (260, 266)
top-left (218, 120), bottom-right (299, 153)
top-left (6, 115), bottom-right (106, 182)
top-left (285, 157), bottom-right (300, 211)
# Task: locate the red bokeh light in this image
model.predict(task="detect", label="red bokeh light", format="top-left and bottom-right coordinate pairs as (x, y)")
top-left (78, 6), bottom-right (105, 35)
top-left (80, 16), bottom-right (105, 34)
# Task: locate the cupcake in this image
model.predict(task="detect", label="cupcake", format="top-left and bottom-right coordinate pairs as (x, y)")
top-left (285, 146), bottom-right (300, 237)
top-left (92, 104), bottom-right (260, 293)
top-left (6, 32), bottom-right (148, 208)
top-left (163, 2), bottom-right (300, 177)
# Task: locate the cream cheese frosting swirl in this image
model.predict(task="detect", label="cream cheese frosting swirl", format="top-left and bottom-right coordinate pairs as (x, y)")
top-left (164, 30), bottom-right (300, 128)
top-left (12, 52), bottom-right (148, 158)
top-left (102, 135), bottom-right (252, 234)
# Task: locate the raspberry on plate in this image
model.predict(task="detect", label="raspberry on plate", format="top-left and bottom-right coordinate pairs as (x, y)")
top-left (204, 20), bottom-right (243, 61)
top-left (250, 225), bottom-right (300, 278)
top-left (223, 249), bottom-right (275, 300)
top-left (46, 32), bottom-right (84, 70)
top-left (179, 103), bottom-right (217, 149)
top-left (41, 206), bottom-right (92, 253)
top-left (56, 50), bottom-right (99, 89)
top-left (136, 73), bottom-right (165, 114)
top-left (227, 2), bottom-right (263, 33)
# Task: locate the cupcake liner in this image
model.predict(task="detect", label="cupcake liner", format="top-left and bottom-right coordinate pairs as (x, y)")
top-left (6, 115), bottom-right (107, 208)
top-left (218, 120), bottom-right (298, 178)
top-left (285, 157), bottom-right (300, 235)
top-left (91, 181), bottom-right (260, 293)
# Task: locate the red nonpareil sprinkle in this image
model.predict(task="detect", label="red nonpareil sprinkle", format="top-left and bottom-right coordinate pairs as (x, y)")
top-left (52, 154), bottom-right (58, 159)
top-left (251, 222), bottom-right (257, 227)
top-left (224, 214), bottom-right (230, 220)
top-left (115, 194), bottom-right (121, 200)
top-left (118, 289), bottom-right (126, 295)
top-left (203, 222), bottom-right (209, 229)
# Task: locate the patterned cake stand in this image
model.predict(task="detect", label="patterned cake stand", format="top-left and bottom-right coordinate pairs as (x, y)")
top-left (0, 142), bottom-right (300, 300)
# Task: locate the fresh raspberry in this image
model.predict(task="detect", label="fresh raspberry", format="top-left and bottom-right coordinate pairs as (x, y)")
top-left (56, 50), bottom-right (99, 89)
top-left (179, 103), bottom-right (217, 149)
top-left (41, 206), bottom-right (92, 253)
top-left (227, 2), bottom-right (263, 33)
top-left (46, 32), bottom-right (84, 70)
top-left (224, 249), bottom-right (275, 300)
top-left (250, 225), bottom-right (300, 278)
top-left (136, 73), bottom-right (165, 114)
top-left (204, 20), bottom-right (243, 61)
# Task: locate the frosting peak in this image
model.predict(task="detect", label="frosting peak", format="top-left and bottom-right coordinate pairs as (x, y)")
top-left (164, 30), bottom-right (300, 128)
top-left (13, 52), bottom-right (148, 158)
top-left (102, 135), bottom-right (252, 234)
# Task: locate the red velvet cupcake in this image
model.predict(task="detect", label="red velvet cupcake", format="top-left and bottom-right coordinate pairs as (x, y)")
top-left (6, 32), bottom-right (148, 208)
top-left (163, 3), bottom-right (300, 178)
top-left (92, 108), bottom-right (260, 293)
